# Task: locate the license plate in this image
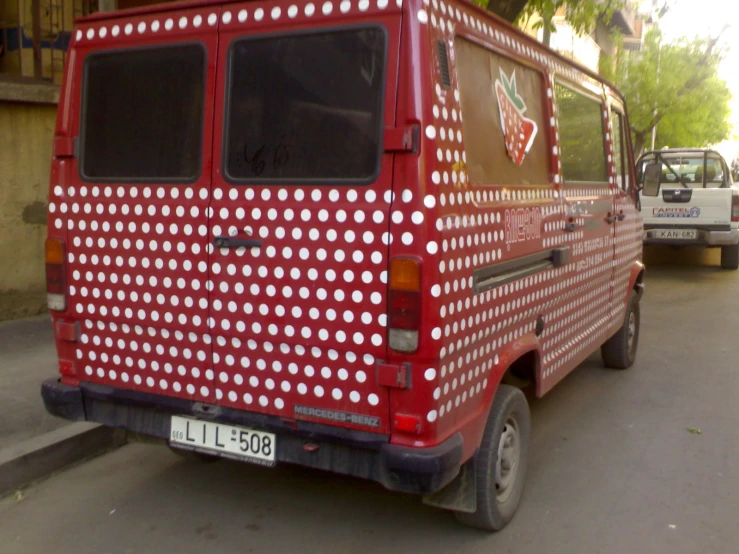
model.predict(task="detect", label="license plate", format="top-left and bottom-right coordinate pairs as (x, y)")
top-left (169, 416), bottom-right (276, 466)
top-left (654, 229), bottom-right (697, 240)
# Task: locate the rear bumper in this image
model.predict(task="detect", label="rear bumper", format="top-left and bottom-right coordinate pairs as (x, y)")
top-left (643, 228), bottom-right (739, 246)
top-left (41, 378), bottom-right (464, 494)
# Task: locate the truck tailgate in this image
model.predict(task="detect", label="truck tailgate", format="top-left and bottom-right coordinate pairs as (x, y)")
top-left (642, 188), bottom-right (733, 226)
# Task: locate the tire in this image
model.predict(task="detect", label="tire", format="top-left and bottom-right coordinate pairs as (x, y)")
top-left (601, 291), bottom-right (640, 370)
top-left (721, 245), bottom-right (739, 270)
top-left (454, 385), bottom-right (531, 532)
top-left (168, 446), bottom-right (220, 463)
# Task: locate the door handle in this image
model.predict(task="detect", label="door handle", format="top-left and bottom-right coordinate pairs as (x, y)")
top-left (605, 212), bottom-right (626, 224)
top-left (213, 236), bottom-right (262, 249)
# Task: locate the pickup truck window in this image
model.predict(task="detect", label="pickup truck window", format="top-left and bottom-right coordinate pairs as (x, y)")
top-left (639, 153), bottom-right (726, 189)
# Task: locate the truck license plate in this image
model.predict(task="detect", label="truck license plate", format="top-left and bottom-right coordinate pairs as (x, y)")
top-left (654, 229), bottom-right (697, 240)
top-left (169, 416), bottom-right (276, 466)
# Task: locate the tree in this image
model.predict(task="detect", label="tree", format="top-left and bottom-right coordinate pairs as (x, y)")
top-left (603, 28), bottom-right (731, 155)
top-left (476, 0), bottom-right (624, 38)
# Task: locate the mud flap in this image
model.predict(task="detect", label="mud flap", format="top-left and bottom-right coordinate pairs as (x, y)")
top-left (421, 457), bottom-right (477, 513)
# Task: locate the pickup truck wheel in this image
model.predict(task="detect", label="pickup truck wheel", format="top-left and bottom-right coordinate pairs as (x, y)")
top-left (601, 291), bottom-right (640, 370)
top-left (454, 385), bottom-right (530, 532)
top-left (721, 245), bottom-right (739, 270)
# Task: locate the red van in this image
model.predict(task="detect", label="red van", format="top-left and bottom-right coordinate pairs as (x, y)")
top-left (42, 0), bottom-right (644, 531)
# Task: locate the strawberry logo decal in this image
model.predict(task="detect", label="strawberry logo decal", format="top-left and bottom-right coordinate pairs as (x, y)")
top-left (494, 69), bottom-right (538, 166)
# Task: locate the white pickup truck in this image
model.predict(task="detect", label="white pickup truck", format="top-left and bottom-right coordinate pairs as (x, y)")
top-left (637, 148), bottom-right (739, 269)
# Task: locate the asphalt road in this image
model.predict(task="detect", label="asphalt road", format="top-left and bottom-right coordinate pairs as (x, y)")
top-left (0, 315), bottom-right (65, 448)
top-left (1, 246), bottom-right (738, 554)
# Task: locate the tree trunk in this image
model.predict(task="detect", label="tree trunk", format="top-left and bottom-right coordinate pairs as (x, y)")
top-left (633, 132), bottom-right (647, 158)
top-left (485, 0), bottom-right (529, 23)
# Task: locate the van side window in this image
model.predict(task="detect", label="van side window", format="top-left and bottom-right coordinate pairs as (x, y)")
top-left (224, 27), bottom-right (386, 184)
top-left (612, 110), bottom-right (629, 191)
top-left (555, 84), bottom-right (608, 184)
top-left (80, 45), bottom-right (205, 182)
top-left (455, 37), bottom-right (549, 186)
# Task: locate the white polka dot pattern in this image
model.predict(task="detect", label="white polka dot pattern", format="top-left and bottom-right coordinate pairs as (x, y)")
top-left (404, 0), bottom-right (645, 440)
top-left (57, 0), bottom-right (643, 443)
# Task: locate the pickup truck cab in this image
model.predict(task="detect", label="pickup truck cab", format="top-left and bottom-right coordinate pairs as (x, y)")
top-left (638, 148), bottom-right (739, 269)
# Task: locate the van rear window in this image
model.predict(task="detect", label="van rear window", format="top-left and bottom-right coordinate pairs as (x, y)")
top-left (80, 45), bottom-right (205, 183)
top-left (224, 27), bottom-right (386, 184)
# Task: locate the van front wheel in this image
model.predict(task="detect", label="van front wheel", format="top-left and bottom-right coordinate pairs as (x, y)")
top-left (721, 244), bottom-right (739, 270)
top-left (454, 385), bottom-right (530, 531)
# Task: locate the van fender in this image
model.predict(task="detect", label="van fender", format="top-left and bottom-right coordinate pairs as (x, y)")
top-left (461, 333), bottom-right (541, 457)
top-left (422, 334), bottom-right (541, 513)
top-left (627, 261), bottom-right (646, 303)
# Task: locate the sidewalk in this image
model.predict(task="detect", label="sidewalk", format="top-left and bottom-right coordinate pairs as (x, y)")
top-left (0, 315), bottom-right (65, 449)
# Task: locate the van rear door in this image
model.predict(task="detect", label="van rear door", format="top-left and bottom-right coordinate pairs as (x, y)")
top-left (208, 7), bottom-right (402, 432)
top-left (63, 9), bottom-right (219, 397)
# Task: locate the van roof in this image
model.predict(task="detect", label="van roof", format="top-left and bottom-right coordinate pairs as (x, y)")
top-left (76, 0), bottom-right (626, 106)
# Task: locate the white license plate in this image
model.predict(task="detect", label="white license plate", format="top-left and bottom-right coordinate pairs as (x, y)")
top-left (169, 416), bottom-right (276, 466)
top-left (654, 229), bottom-right (697, 240)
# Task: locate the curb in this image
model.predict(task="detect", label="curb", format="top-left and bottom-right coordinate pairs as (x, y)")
top-left (0, 423), bottom-right (126, 496)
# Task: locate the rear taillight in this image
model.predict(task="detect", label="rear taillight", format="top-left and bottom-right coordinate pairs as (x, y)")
top-left (388, 258), bottom-right (421, 353)
top-left (732, 194), bottom-right (739, 222)
top-left (46, 238), bottom-right (66, 311)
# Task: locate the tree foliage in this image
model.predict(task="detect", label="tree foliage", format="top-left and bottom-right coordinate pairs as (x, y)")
top-left (602, 28), bottom-right (731, 155)
top-left (478, 0), bottom-right (624, 37)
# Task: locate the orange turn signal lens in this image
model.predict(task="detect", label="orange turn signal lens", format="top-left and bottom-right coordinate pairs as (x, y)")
top-left (45, 238), bottom-right (65, 265)
top-left (389, 257), bottom-right (420, 291)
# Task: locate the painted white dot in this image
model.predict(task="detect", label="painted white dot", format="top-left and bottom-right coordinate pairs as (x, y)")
top-left (255, 8), bottom-right (264, 20)
top-left (322, 1), bottom-right (333, 14)
top-left (288, 4), bottom-right (298, 17)
top-left (193, 15), bottom-right (202, 27)
top-left (368, 393), bottom-right (379, 406)
top-left (208, 13), bottom-right (217, 25)
top-left (222, 11), bottom-right (232, 23)
top-left (359, 0), bottom-right (369, 9)
top-left (86, 28), bottom-right (95, 39)
top-left (305, 3), bottom-right (315, 15)
top-left (418, 9), bottom-right (428, 22)
top-left (425, 125), bottom-right (436, 139)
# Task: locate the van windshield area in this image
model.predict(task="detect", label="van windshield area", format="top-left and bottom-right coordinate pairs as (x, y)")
top-left (638, 153), bottom-right (726, 189)
top-left (224, 27), bottom-right (386, 184)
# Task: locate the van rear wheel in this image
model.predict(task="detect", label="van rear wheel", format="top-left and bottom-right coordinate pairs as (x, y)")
top-left (454, 385), bottom-right (530, 531)
top-left (721, 245), bottom-right (739, 270)
top-left (601, 291), bottom-right (640, 369)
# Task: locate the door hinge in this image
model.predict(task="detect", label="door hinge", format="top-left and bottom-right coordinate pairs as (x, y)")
top-left (383, 125), bottom-right (419, 154)
top-left (53, 137), bottom-right (77, 158)
top-left (376, 361), bottom-right (411, 389)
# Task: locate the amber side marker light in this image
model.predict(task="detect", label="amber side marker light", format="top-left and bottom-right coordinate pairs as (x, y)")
top-left (46, 238), bottom-right (66, 311)
top-left (388, 257), bottom-right (421, 353)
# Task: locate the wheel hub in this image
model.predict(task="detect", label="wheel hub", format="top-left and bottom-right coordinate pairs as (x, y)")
top-left (627, 311), bottom-right (636, 352)
top-left (495, 417), bottom-right (520, 503)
